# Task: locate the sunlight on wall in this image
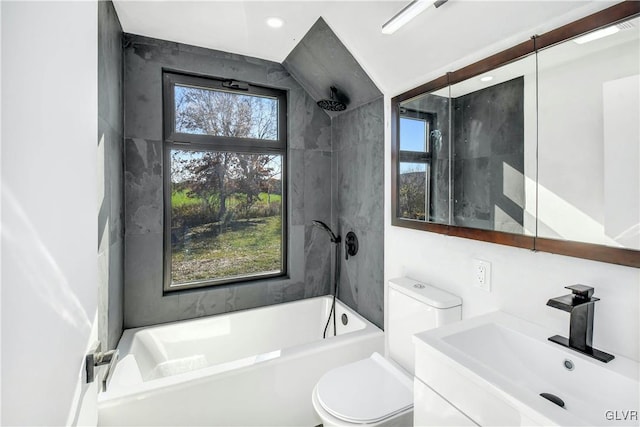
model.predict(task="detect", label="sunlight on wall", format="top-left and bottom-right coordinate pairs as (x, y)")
top-left (537, 180), bottom-right (621, 247)
top-left (2, 186), bottom-right (93, 331)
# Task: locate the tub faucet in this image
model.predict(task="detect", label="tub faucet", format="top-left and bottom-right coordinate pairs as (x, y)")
top-left (546, 284), bottom-right (614, 363)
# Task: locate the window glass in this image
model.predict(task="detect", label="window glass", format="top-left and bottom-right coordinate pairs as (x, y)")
top-left (399, 162), bottom-right (428, 221)
top-left (170, 149), bottom-right (283, 285)
top-left (400, 117), bottom-right (427, 152)
top-left (164, 72), bottom-right (287, 290)
top-left (175, 84), bottom-right (279, 140)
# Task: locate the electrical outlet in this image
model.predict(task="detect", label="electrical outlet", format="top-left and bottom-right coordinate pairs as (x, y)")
top-left (472, 259), bottom-right (491, 292)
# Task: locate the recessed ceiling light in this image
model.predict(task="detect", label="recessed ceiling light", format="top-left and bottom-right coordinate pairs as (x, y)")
top-left (573, 25), bottom-right (619, 44)
top-left (480, 76), bottom-right (493, 82)
top-left (266, 17), bottom-right (284, 29)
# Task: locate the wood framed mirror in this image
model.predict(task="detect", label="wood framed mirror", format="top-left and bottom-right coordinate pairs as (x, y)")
top-left (391, 1), bottom-right (640, 267)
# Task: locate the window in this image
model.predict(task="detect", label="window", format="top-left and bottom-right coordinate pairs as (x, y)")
top-left (398, 109), bottom-right (435, 221)
top-left (163, 72), bottom-right (287, 291)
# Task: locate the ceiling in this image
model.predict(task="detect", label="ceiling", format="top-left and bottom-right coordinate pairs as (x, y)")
top-left (113, 0), bottom-right (617, 95)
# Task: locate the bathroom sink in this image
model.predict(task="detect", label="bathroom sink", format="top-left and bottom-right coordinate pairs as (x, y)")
top-left (413, 311), bottom-right (639, 426)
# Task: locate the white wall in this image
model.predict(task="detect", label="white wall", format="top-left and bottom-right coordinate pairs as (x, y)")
top-left (1, 2), bottom-right (99, 425)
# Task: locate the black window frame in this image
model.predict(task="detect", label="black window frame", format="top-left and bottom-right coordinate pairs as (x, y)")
top-left (162, 70), bottom-right (288, 292)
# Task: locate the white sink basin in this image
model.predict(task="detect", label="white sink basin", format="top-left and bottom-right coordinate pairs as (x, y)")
top-left (413, 311), bottom-right (639, 426)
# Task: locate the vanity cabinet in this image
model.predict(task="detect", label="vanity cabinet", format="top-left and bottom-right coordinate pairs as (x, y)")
top-left (413, 339), bottom-right (542, 427)
top-left (413, 377), bottom-right (477, 426)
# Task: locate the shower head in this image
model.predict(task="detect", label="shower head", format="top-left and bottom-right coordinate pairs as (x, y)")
top-left (312, 220), bottom-right (341, 243)
top-left (317, 86), bottom-right (347, 112)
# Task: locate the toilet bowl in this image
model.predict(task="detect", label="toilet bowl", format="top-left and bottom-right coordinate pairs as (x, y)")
top-left (311, 353), bottom-right (413, 427)
top-left (311, 278), bottom-right (462, 426)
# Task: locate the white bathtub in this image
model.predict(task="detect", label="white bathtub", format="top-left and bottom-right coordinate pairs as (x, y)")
top-left (98, 296), bottom-right (384, 426)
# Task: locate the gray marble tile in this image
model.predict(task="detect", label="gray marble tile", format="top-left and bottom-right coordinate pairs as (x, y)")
top-left (288, 224), bottom-right (305, 283)
top-left (352, 228), bottom-right (384, 329)
top-left (266, 281), bottom-right (286, 305)
top-left (177, 287), bottom-right (228, 320)
top-left (304, 224), bottom-right (332, 297)
top-left (332, 97), bottom-right (384, 151)
top-left (287, 82), bottom-right (331, 151)
top-left (98, 0), bottom-right (124, 349)
top-left (337, 142), bottom-right (384, 232)
top-left (289, 149), bottom-right (305, 226)
top-left (303, 150), bottom-right (332, 224)
top-left (124, 138), bottom-right (163, 235)
top-left (336, 221), bottom-right (384, 328)
top-left (123, 48), bottom-right (164, 140)
top-left (97, 248), bottom-right (109, 349)
top-left (227, 281), bottom-right (270, 312)
top-left (98, 1), bottom-right (122, 135)
top-left (105, 124), bottom-right (124, 244)
top-left (283, 18), bottom-right (382, 115)
top-left (123, 232), bottom-right (165, 327)
top-left (282, 281), bottom-right (306, 302)
top-left (108, 239), bottom-right (124, 349)
top-left (266, 63), bottom-right (292, 86)
top-left (331, 99), bottom-right (385, 328)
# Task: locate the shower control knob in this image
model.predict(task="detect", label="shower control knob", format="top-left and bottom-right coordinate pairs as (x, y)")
top-left (345, 231), bottom-right (358, 260)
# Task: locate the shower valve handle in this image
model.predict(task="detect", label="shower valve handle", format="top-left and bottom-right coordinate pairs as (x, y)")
top-left (345, 231), bottom-right (358, 260)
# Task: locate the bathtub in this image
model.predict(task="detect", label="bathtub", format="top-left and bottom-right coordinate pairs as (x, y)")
top-left (98, 296), bottom-right (384, 426)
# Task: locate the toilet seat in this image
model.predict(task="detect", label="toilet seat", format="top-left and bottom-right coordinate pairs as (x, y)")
top-left (315, 353), bottom-right (413, 424)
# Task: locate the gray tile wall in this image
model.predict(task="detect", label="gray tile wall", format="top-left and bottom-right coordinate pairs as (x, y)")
top-left (453, 77), bottom-right (525, 233)
top-left (98, 1), bottom-right (124, 350)
top-left (331, 98), bottom-right (385, 329)
top-left (283, 18), bottom-right (382, 117)
top-left (123, 34), bottom-right (332, 328)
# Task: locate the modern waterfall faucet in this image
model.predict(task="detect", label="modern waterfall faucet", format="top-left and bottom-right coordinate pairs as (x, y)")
top-left (546, 284), bottom-right (614, 363)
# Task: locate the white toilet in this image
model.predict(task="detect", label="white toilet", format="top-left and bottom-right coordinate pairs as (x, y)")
top-left (312, 277), bottom-right (462, 426)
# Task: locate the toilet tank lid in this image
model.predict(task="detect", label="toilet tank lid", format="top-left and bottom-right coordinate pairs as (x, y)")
top-left (388, 277), bottom-right (461, 309)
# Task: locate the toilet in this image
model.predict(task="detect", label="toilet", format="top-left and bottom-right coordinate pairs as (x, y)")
top-left (312, 277), bottom-right (462, 426)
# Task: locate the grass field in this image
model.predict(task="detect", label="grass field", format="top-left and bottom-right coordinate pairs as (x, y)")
top-left (172, 189), bottom-right (282, 209)
top-left (171, 215), bottom-right (282, 284)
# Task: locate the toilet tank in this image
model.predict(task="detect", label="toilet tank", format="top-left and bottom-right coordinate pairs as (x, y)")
top-left (388, 277), bottom-right (461, 374)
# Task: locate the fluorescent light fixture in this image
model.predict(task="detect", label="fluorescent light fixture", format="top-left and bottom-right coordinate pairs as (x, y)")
top-left (266, 17), bottom-right (284, 29)
top-left (382, 0), bottom-right (448, 35)
top-left (480, 76), bottom-right (493, 82)
top-left (573, 25), bottom-right (619, 44)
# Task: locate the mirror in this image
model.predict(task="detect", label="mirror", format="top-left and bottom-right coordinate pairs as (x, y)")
top-left (537, 16), bottom-right (640, 251)
top-left (448, 55), bottom-right (536, 235)
top-left (392, 3), bottom-right (640, 266)
top-left (397, 55), bottom-right (537, 236)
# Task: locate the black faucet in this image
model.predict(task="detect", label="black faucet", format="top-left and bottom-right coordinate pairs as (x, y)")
top-left (546, 285), bottom-right (614, 363)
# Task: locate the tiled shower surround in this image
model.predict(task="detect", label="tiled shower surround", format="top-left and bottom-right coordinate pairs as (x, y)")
top-left (332, 100), bottom-right (385, 327)
top-left (98, 1), bottom-right (124, 350)
top-left (123, 33), bottom-right (384, 329)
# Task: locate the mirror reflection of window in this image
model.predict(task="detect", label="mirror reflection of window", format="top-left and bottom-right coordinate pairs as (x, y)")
top-left (398, 94), bottom-right (451, 224)
top-left (398, 108), bottom-right (436, 221)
